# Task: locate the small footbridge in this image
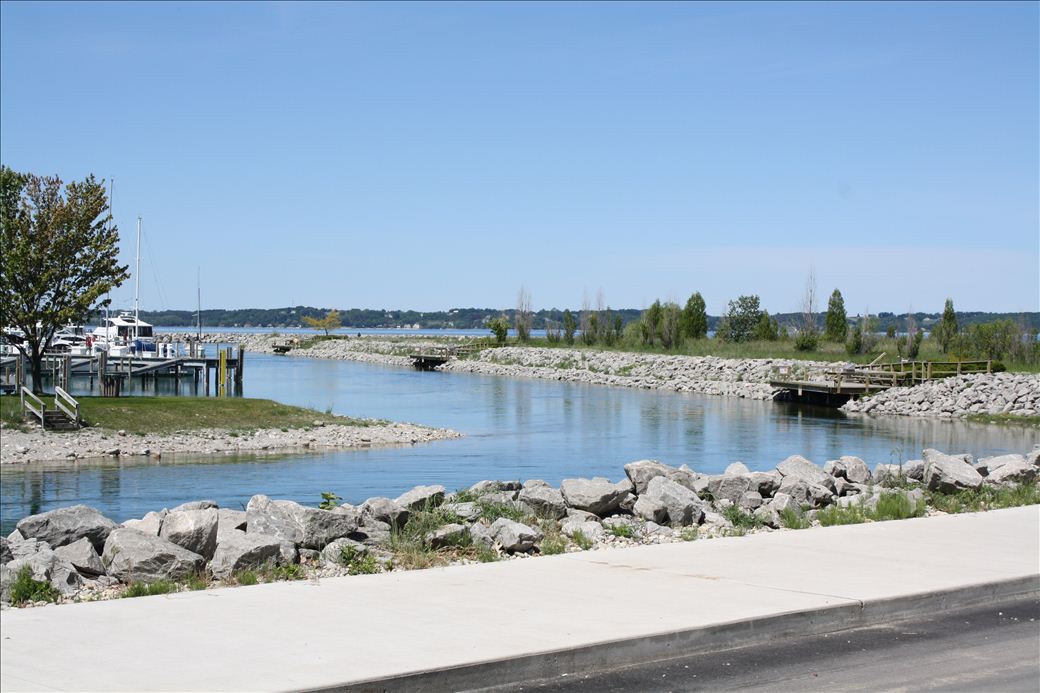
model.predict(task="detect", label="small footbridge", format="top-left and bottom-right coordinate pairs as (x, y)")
top-left (769, 358), bottom-right (993, 407)
top-left (409, 340), bottom-right (491, 370)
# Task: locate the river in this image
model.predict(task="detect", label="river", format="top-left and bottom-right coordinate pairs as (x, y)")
top-left (1, 353), bottom-right (1032, 532)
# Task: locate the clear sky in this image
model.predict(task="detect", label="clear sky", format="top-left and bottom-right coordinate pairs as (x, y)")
top-left (2, 1), bottom-right (1037, 315)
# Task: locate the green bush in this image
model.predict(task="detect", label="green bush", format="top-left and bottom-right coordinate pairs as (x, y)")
top-left (794, 330), bottom-right (819, 352)
top-left (571, 530), bottom-right (595, 550)
top-left (236, 570), bottom-right (259, 586)
top-left (721, 505), bottom-right (763, 529)
top-left (779, 508), bottom-right (810, 529)
top-left (540, 536), bottom-right (567, 555)
top-left (608, 523), bottom-right (634, 538)
top-left (10, 566), bottom-right (60, 606)
top-left (339, 545), bottom-right (381, 575)
top-left (123, 580), bottom-right (176, 598)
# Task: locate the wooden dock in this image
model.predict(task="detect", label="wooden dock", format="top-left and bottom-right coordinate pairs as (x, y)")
top-left (408, 341), bottom-right (491, 370)
top-left (770, 359), bottom-right (992, 407)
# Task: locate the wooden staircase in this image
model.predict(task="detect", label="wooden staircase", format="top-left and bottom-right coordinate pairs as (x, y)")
top-left (41, 409), bottom-right (80, 431)
top-left (20, 386), bottom-right (81, 430)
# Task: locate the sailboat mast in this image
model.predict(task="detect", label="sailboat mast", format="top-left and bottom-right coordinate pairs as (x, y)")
top-left (105, 178), bottom-right (114, 325)
top-left (135, 216), bottom-right (141, 341)
top-left (197, 267), bottom-right (202, 339)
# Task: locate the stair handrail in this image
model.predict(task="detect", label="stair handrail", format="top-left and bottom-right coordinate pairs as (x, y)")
top-left (54, 385), bottom-right (81, 428)
top-left (20, 386), bottom-right (46, 428)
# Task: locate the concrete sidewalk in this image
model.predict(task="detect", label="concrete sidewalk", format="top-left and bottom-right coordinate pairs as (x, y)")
top-left (2, 506), bottom-right (1037, 692)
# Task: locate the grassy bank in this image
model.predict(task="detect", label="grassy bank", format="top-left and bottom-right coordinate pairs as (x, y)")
top-left (0, 395), bottom-right (370, 435)
top-left (964, 413), bottom-right (1040, 428)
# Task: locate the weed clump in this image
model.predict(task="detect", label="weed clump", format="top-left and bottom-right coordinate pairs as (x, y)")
top-left (10, 566), bottom-right (60, 606)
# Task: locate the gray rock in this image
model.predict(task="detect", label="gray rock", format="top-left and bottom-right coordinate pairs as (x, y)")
top-left (0, 537), bottom-right (11, 565)
top-left (776, 455), bottom-right (833, 489)
top-left (724, 462), bottom-right (750, 476)
top-left (985, 456), bottom-right (1037, 486)
top-left (488, 518), bottom-right (542, 553)
top-left (904, 459), bottom-right (926, 481)
top-left (807, 483), bottom-right (835, 507)
top-left (565, 508), bottom-right (600, 523)
top-left (523, 479), bottom-right (551, 489)
top-left (5, 548), bottom-right (82, 595)
top-left (469, 523), bottom-right (494, 548)
top-left (441, 502), bottom-right (481, 522)
top-left (517, 485), bottom-right (567, 519)
top-left (160, 509), bottom-right (219, 561)
top-left (360, 497), bottom-right (410, 530)
top-left (123, 510), bottom-right (167, 536)
top-left (923, 451), bottom-right (984, 493)
top-left (777, 477), bottom-right (809, 504)
top-left (320, 537), bottom-right (369, 566)
top-left (171, 500), bottom-right (219, 512)
top-left (739, 491), bottom-right (764, 510)
top-left (426, 524), bottom-right (469, 549)
top-left (623, 459), bottom-right (699, 494)
top-left (838, 456), bottom-right (872, 484)
top-left (560, 519), bottom-right (604, 540)
top-left (560, 477), bottom-right (628, 516)
top-left (708, 475), bottom-right (750, 504)
top-left (748, 471), bottom-right (781, 497)
top-left (5, 537), bottom-right (49, 562)
top-left (1026, 448), bottom-right (1040, 468)
top-left (216, 509), bottom-right (248, 542)
top-left (617, 491), bottom-right (638, 513)
top-left (102, 528), bottom-right (205, 583)
top-left (481, 491), bottom-right (520, 505)
top-left (16, 505), bottom-right (118, 553)
top-left (246, 495), bottom-right (359, 550)
top-left (469, 480), bottom-right (521, 494)
top-left (394, 485), bottom-right (446, 510)
top-left (349, 519), bottom-right (392, 547)
top-left (53, 537), bottom-right (105, 577)
top-left (209, 533), bottom-right (283, 579)
top-left (602, 515), bottom-right (641, 532)
top-left (873, 463), bottom-right (904, 485)
top-left (769, 492), bottom-right (803, 516)
top-left (633, 476), bottom-right (706, 527)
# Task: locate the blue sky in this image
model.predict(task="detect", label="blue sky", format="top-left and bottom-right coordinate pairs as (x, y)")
top-left (2, 1), bottom-right (1037, 315)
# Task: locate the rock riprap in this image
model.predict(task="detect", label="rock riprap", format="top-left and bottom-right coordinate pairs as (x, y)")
top-left (3, 444), bottom-right (1037, 608)
top-left (841, 372), bottom-right (1040, 419)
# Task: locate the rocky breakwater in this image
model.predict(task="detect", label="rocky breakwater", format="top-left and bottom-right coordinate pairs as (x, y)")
top-left (445, 346), bottom-right (836, 400)
top-left (841, 372), bottom-right (1040, 419)
top-left (5, 445), bottom-right (1036, 607)
top-left (0, 421), bottom-right (461, 465)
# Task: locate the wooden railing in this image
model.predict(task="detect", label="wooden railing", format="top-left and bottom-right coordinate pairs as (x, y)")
top-left (19, 387), bottom-right (45, 428)
top-left (54, 386), bottom-right (81, 427)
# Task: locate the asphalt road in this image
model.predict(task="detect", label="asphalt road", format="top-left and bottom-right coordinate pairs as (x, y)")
top-left (485, 598), bottom-right (1040, 693)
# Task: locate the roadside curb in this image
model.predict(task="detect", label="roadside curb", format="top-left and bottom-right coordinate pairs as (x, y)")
top-left (330, 575), bottom-right (1039, 693)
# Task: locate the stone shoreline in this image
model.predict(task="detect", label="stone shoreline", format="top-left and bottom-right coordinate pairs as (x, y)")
top-left (0, 421), bottom-right (461, 465)
top-left (3, 446), bottom-right (1037, 608)
top-left (184, 333), bottom-right (1040, 420)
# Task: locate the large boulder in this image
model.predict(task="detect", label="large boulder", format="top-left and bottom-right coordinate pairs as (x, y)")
top-left (623, 459), bottom-right (699, 494)
top-left (923, 450), bottom-right (984, 493)
top-left (560, 478), bottom-right (628, 516)
top-left (360, 497), bottom-right (410, 530)
top-left (0, 537), bottom-right (11, 565)
top-left (171, 500), bottom-right (219, 512)
top-left (517, 485), bottom-right (567, 519)
top-left (123, 510), bottom-right (166, 536)
top-left (319, 537), bottom-right (369, 566)
top-left (441, 502), bottom-right (480, 522)
top-left (984, 455), bottom-right (1037, 486)
top-left (4, 547), bottom-right (82, 596)
top-left (776, 456), bottom-right (834, 491)
top-left (102, 529), bottom-right (206, 583)
top-left (708, 475), bottom-right (750, 504)
top-left (16, 505), bottom-right (118, 553)
top-left (216, 509), bottom-right (248, 542)
top-left (487, 518), bottom-right (542, 553)
top-left (209, 533), bottom-right (283, 579)
top-left (469, 480), bottom-right (521, 495)
top-left (824, 457), bottom-right (872, 484)
top-left (560, 519), bottom-right (604, 541)
top-left (246, 495), bottom-right (359, 550)
top-left (425, 524), bottom-right (469, 549)
top-left (393, 485), bottom-right (446, 510)
top-left (633, 476), bottom-right (706, 527)
top-left (53, 537), bottom-right (106, 577)
top-left (748, 471), bottom-right (781, 497)
top-left (160, 509), bottom-right (219, 561)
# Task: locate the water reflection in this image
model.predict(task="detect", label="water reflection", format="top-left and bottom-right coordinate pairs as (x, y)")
top-left (2, 354), bottom-right (1036, 532)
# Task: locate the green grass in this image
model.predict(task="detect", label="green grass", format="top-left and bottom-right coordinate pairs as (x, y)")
top-left (476, 499), bottom-right (533, 523)
top-left (338, 545), bottom-right (381, 575)
top-left (235, 570), bottom-right (259, 586)
top-left (679, 526), bottom-right (699, 541)
top-left (927, 482), bottom-right (1040, 514)
top-left (0, 395), bottom-right (371, 435)
top-left (122, 579), bottom-right (177, 598)
top-left (9, 566), bottom-right (61, 605)
top-left (816, 492), bottom-right (928, 527)
top-left (184, 573), bottom-right (209, 591)
top-left (608, 523), bottom-right (634, 538)
top-left (570, 530), bottom-right (595, 550)
top-left (965, 414), bottom-right (1040, 428)
top-left (778, 508), bottom-right (811, 530)
top-left (540, 536), bottom-right (567, 555)
top-left (721, 505), bottom-right (763, 530)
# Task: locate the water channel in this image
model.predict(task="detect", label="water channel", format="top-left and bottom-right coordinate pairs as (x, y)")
top-left (1, 352), bottom-right (1033, 533)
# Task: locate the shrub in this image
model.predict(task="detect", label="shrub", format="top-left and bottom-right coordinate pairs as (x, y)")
top-left (721, 505), bottom-right (763, 530)
top-left (318, 491), bottom-right (342, 510)
top-left (488, 316), bottom-right (510, 345)
top-left (794, 330), bottom-right (818, 352)
top-left (540, 536), bottom-right (567, 555)
top-left (679, 526), bottom-right (699, 541)
top-left (608, 523), bottom-right (634, 538)
top-left (10, 566), bottom-right (60, 606)
top-left (779, 508), bottom-right (810, 530)
top-left (570, 530), bottom-right (595, 550)
top-left (816, 505), bottom-right (866, 526)
top-left (236, 570), bottom-right (259, 586)
top-left (123, 580), bottom-right (176, 598)
top-left (339, 545), bottom-right (381, 575)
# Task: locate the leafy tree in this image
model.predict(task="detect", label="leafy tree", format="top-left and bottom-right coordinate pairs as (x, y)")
top-left (640, 300), bottom-right (663, 346)
top-left (754, 311), bottom-right (779, 341)
top-left (562, 309), bottom-right (576, 345)
top-left (658, 302), bottom-right (683, 349)
top-left (719, 295), bottom-right (762, 343)
top-left (488, 316), bottom-right (509, 345)
top-left (681, 292), bottom-right (708, 340)
top-left (303, 309), bottom-right (342, 337)
top-left (0, 168), bottom-right (129, 393)
top-left (886, 324), bottom-right (896, 339)
top-left (824, 289), bottom-right (848, 342)
top-left (934, 298), bottom-right (958, 354)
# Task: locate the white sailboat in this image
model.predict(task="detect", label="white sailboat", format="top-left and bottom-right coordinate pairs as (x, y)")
top-left (91, 217), bottom-right (158, 357)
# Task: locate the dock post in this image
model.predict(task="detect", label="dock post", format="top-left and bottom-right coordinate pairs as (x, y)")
top-left (235, 345), bottom-right (244, 389)
top-left (15, 355), bottom-right (23, 389)
top-left (204, 363), bottom-right (210, 397)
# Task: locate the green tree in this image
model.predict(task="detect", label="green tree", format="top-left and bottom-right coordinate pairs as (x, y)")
top-left (824, 289), bottom-right (848, 342)
top-left (719, 295), bottom-right (762, 343)
top-left (658, 302), bottom-right (683, 349)
top-left (934, 298), bottom-right (958, 354)
top-left (302, 309), bottom-right (342, 337)
top-left (562, 309), bottom-right (576, 345)
top-left (641, 300), bottom-right (663, 346)
top-left (754, 311), bottom-right (779, 341)
top-left (681, 292), bottom-right (708, 340)
top-left (1, 168), bottom-right (129, 394)
top-left (488, 316), bottom-right (509, 345)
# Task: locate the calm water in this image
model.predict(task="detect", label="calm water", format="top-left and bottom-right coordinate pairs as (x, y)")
top-left (1, 354), bottom-right (1034, 532)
